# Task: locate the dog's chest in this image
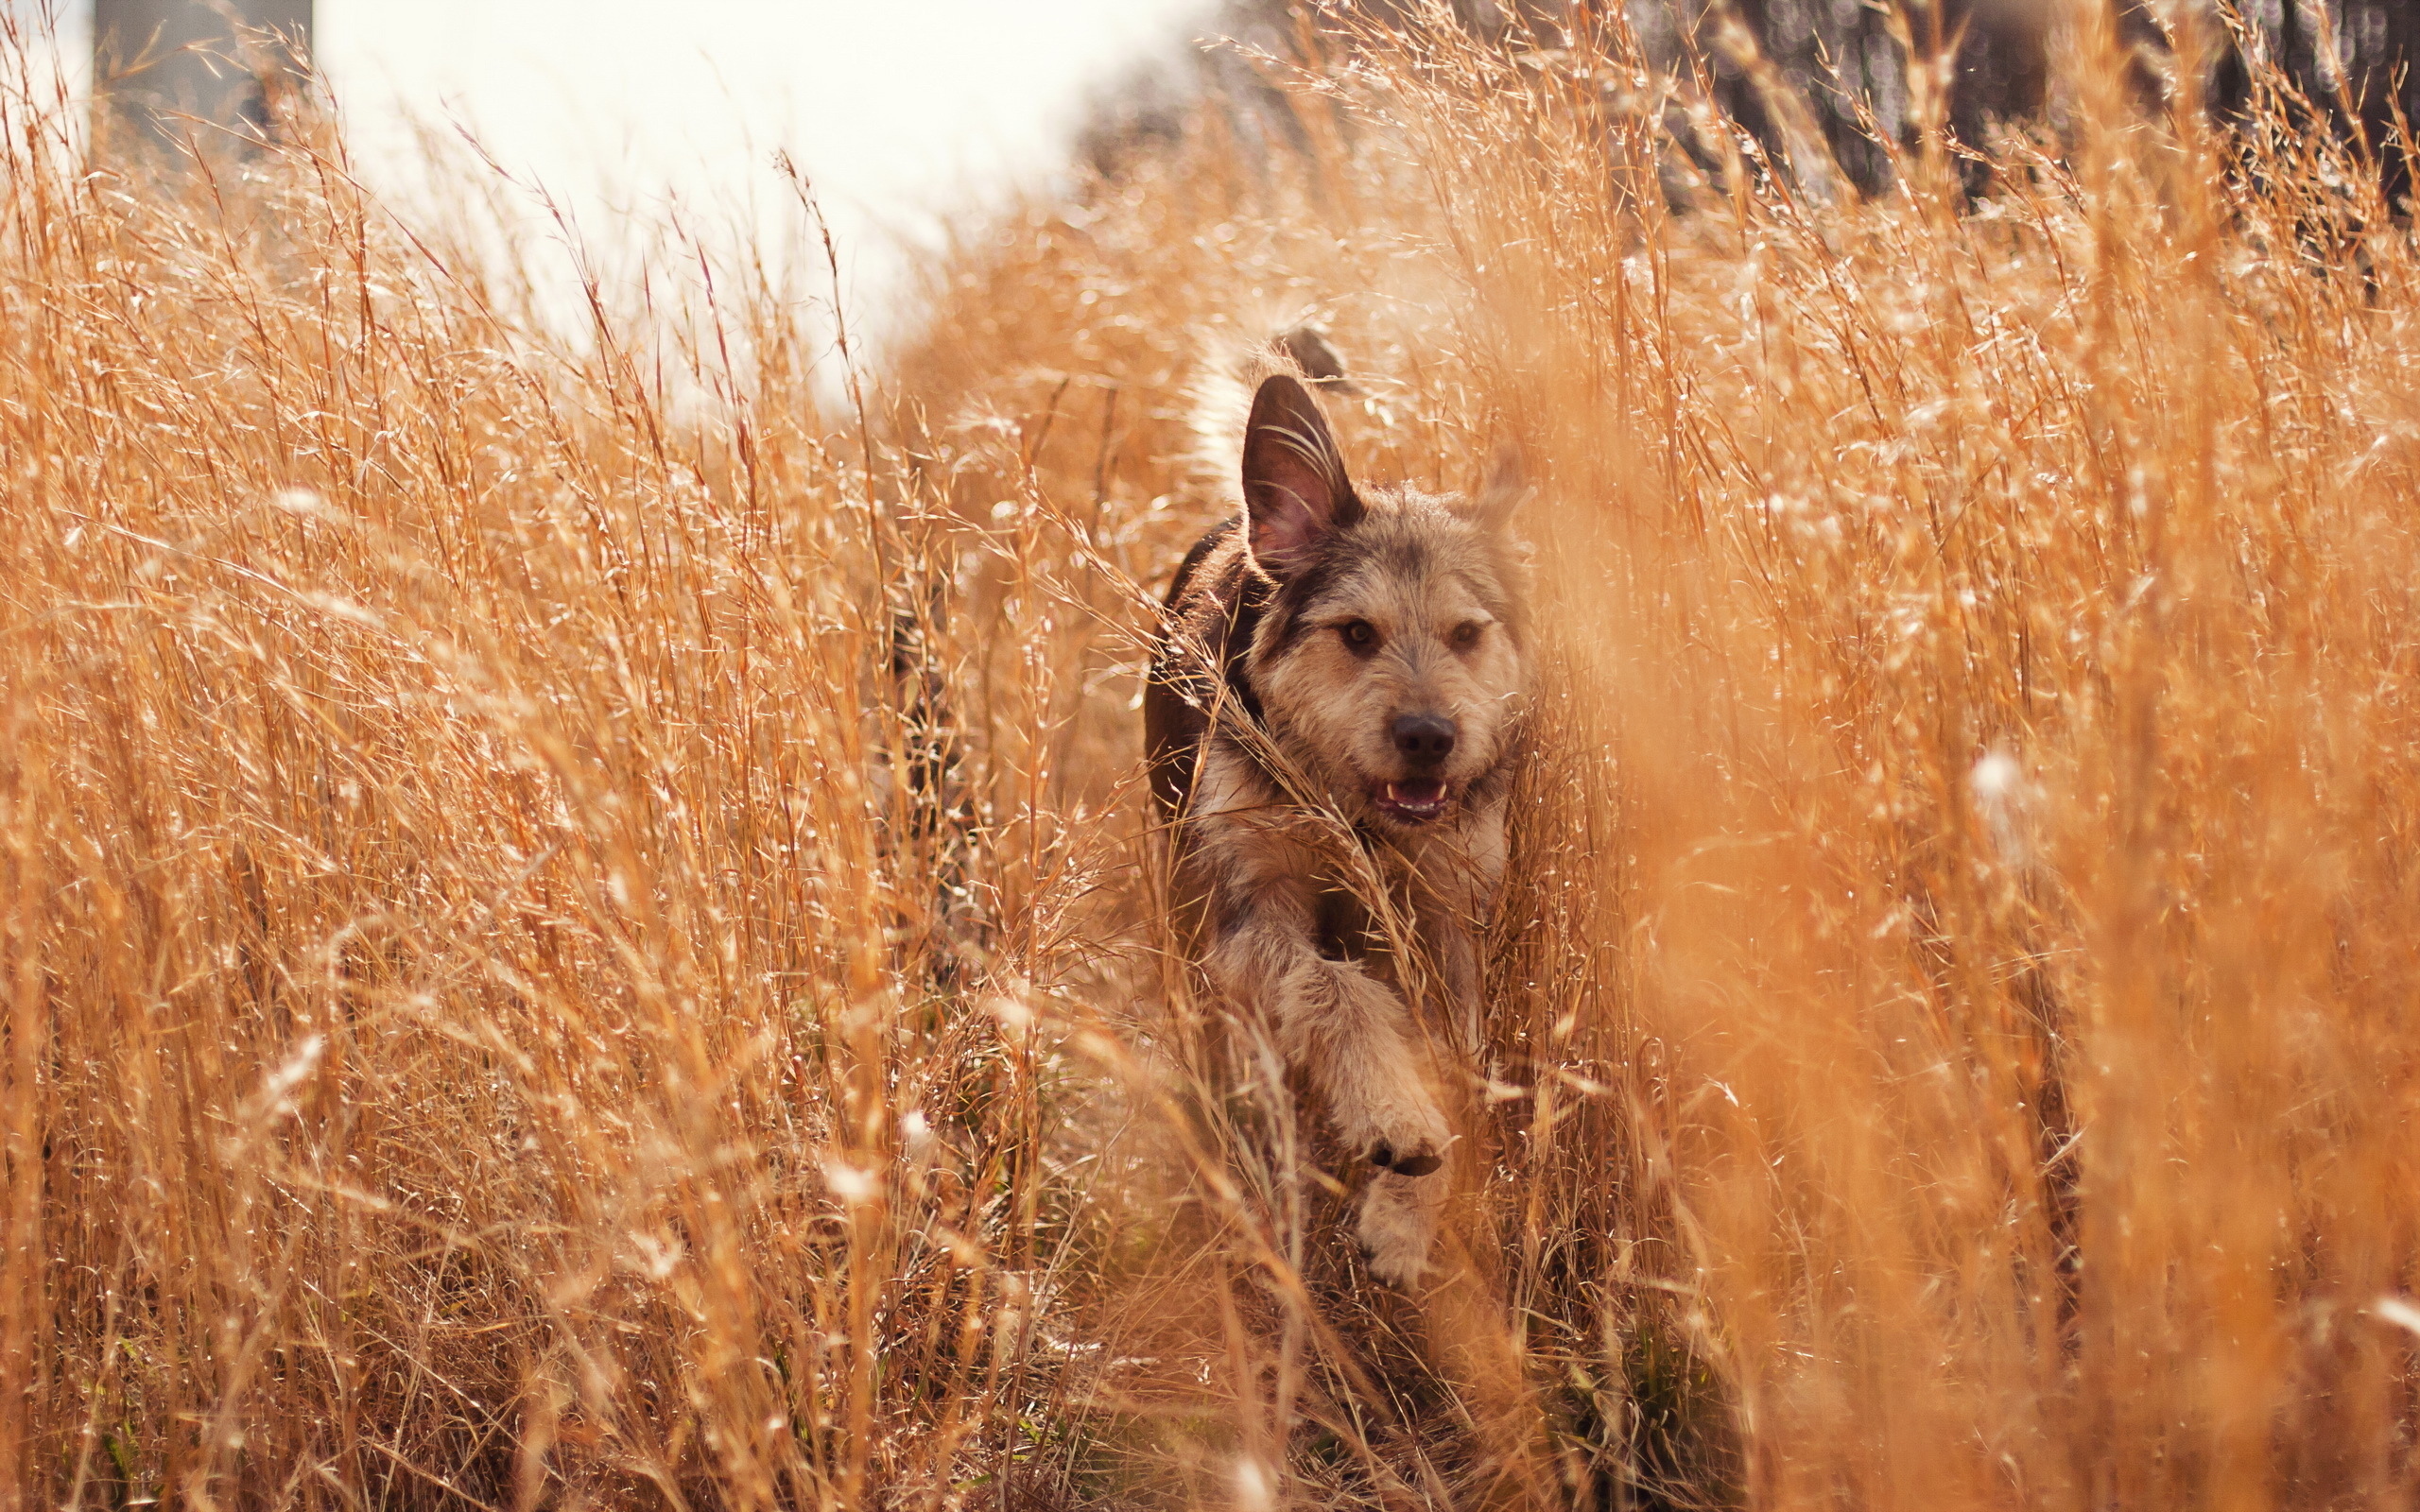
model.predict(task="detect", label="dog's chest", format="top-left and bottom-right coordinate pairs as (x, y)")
top-left (1312, 885), bottom-right (1380, 964)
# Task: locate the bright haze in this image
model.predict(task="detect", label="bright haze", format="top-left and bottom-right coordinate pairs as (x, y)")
top-left (48, 1), bottom-right (1209, 330)
top-left (321, 0), bottom-right (1206, 320)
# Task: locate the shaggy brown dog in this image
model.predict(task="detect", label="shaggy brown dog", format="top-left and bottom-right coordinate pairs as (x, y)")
top-left (1146, 359), bottom-right (1529, 1285)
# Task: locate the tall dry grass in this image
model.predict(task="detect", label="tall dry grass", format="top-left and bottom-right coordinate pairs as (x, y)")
top-left (0, 23), bottom-right (1149, 1507)
top-left (9, 3), bottom-right (2420, 1507)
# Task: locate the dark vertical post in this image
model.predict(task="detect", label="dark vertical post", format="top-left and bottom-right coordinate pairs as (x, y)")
top-left (93, 0), bottom-right (313, 151)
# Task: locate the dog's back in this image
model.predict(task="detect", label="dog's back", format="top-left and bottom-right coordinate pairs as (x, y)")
top-left (1143, 519), bottom-right (1244, 820)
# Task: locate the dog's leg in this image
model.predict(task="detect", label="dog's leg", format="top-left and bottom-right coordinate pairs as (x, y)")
top-left (1202, 887), bottom-right (1450, 1169)
top-left (1197, 867), bottom-right (1451, 1284)
top-left (1411, 799), bottom-right (1509, 1060)
top-left (1325, 804), bottom-right (1511, 1288)
top-left (1356, 1167), bottom-right (1449, 1287)
top-left (1430, 912), bottom-right (1485, 1062)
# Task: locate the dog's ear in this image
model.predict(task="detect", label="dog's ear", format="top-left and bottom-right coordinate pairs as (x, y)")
top-left (1241, 374), bottom-right (1361, 578)
top-left (1455, 445), bottom-right (1529, 533)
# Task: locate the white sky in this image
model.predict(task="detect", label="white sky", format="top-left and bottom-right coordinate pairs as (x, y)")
top-left (35, 1), bottom-right (1211, 335)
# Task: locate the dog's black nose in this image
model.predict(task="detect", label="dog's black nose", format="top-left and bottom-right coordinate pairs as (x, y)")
top-left (1391, 713), bottom-right (1457, 766)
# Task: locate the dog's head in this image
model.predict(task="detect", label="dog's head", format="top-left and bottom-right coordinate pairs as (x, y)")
top-left (1238, 374), bottom-right (1530, 833)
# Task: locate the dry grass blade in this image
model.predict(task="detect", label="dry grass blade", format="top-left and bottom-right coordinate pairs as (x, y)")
top-left (8, 3), bottom-right (2420, 1508)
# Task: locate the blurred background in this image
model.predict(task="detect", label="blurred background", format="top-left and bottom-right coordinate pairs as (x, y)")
top-left (46, 0), bottom-right (2420, 330)
top-left (42, 0), bottom-right (1212, 324)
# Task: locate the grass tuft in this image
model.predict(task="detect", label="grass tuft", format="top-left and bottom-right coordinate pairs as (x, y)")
top-left (8, 5), bottom-right (2420, 1507)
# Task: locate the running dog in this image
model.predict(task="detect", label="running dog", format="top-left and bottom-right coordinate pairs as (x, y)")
top-left (1146, 346), bottom-right (1530, 1285)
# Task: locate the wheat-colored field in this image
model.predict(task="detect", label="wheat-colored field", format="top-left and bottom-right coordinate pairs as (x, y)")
top-left (8, 5), bottom-right (2420, 1508)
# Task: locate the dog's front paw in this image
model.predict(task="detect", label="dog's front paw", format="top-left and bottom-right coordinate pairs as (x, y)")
top-left (1362, 1093), bottom-right (1452, 1178)
top-left (1368, 1138), bottom-right (1444, 1177)
top-left (1357, 1171), bottom-right (1444, 1288)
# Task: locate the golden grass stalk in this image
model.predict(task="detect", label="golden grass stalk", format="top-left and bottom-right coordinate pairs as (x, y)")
top-left (9, 2), bottom-right (2420, 1506)
top-left (0, 18), bottom-right (1144, 1505)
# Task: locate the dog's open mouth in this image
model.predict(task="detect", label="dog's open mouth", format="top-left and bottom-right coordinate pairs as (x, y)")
top-left (1374, 779), bottom-right (1451, 823)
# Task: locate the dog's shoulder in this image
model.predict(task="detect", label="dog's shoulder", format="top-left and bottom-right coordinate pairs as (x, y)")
top-left (1145, 518), bottom-right (1269, 817)
top-left (1161, 516), bottom-right (1245, 617)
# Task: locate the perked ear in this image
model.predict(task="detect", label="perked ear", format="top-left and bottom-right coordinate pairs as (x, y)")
top-left (1455, 444), bottom-right (1529, 533)
top-left (1241, 375), bottom-right (1361, 578)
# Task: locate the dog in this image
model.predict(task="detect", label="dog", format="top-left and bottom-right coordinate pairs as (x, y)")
top-left (1146, 342), bottom-right (1530, 1285)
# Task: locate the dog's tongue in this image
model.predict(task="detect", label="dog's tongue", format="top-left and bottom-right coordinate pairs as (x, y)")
top-left (1383, 780), bottom-right (1448, 815)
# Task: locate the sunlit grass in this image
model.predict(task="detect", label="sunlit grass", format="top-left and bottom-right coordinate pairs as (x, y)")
top-left (7, 5), bottom-right (2420, 1507)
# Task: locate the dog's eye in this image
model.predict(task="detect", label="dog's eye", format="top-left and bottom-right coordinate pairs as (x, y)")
top-left (1339, 620), bottom-right (1377, 648)
top-left (1450, 621), bottom-right (1484, 651)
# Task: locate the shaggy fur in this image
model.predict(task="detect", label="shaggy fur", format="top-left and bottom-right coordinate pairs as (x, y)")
top-left (1147, 360), bottom-right (1529, 1286)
